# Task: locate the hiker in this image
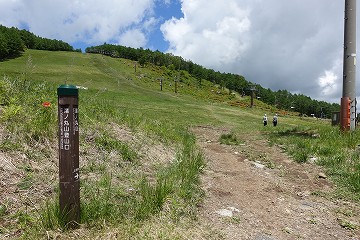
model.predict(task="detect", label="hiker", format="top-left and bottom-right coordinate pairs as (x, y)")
top-left (263, 114), bottom-right (268, 126)
top-left (273, 114), bottom-right (278, 127)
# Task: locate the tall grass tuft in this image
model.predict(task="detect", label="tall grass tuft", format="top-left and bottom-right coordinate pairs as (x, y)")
top-left (134, 175), bottom-right (174, 220)
top-left (81, 173), bottom-right (124, 225)
top-left (94, 133), bottom-right (138, 162)
top-left (38, 198), bottom-right (66, 230)
top-left (219, 132), bottom-right (243, 145)
top-left (291, 139), bottom-right (312, 163)
top-left (176, 133), bottom-right (205, 200)
top-left (135, 133), bottom-right (205, 220)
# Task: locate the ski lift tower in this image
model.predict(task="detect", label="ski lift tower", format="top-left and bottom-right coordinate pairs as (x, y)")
top-left (250, 85), bottom-right (257, 108)
top-left (341, 0), bottom-right (357, 131)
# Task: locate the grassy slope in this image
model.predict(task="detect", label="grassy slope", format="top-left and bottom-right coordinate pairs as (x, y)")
top-left (1, 50), bottom-right (263, 130)
top-left (2, 50), bottom-right (357, 238)
top-left (0, 50), bottom-right (307, 131)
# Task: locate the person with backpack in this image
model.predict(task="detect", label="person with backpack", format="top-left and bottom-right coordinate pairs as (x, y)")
top-left (263, 114), bottom-right (268, 126)
top-left (273, 114), bottom-right (278, 127)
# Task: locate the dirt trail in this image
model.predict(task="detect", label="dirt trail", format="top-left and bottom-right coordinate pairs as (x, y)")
top-left (192, 125), bottom-right (360, 240)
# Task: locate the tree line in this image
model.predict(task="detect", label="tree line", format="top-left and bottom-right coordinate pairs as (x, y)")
top-left (0, 25), bottom-right (79, 60)
top-left (86, 43), bottom-right (340, 118)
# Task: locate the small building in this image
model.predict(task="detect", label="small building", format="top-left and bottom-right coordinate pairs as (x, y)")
top-left (331, 112), bottom-right (340, 126)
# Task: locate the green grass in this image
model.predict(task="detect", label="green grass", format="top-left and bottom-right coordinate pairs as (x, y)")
top-left (219, 132), bottom-right (243, 145)
top-left (268, 124), bottom-right (360, 200)
top-left (1, 49), bottom-right (358, 238)
top-left (94, 133), bottom-right (138, 162)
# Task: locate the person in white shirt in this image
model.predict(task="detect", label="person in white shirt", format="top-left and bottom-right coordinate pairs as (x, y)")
top-left (263, 114), bottom-right (268, 126)
top-left (273, 114), bottom-right (278, 127)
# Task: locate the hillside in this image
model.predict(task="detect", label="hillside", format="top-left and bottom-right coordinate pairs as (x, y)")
top-left (0, 20), bottom-right (340, 117)
top-left (0, 25), bottom-right (78, 61)
top-left (86, 43), bottom-right (341, 118)
top-left (0, 50), bottom-right (360, 239)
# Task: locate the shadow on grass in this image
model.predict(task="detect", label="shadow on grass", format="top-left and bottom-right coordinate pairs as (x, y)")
top-left (272, 127), bottom-right (319, 139)
top-left (0, 52), bottom-right (24, 62)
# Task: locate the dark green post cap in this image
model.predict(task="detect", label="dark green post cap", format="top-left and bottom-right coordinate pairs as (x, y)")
top-left (57, 84), bottom-right (78, 96)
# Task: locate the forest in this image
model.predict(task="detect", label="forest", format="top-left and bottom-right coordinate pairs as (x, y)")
top-left (0, 25), bottom-right (79, 60)
top-left (86, 43), bottom-right (341, 118)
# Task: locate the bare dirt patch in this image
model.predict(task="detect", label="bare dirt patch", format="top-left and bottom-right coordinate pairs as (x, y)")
top-left (192, 125), bottom-right (360, 240)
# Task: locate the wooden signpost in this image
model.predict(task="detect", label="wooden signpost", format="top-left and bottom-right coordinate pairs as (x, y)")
top-left (57, 84), bottom-right (80, 227)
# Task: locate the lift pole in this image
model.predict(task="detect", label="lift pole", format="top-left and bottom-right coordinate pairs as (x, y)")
top-left (341, 0), bottom-right (357, 131)
top-left (250, 85), bottom-right (256, 108)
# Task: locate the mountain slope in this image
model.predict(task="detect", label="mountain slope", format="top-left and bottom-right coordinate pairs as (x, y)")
top-left (0, 50), bottom-right (359, 239)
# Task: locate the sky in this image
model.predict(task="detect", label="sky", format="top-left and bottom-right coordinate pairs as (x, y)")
top-left (0, 0), bottom-right (358, 104)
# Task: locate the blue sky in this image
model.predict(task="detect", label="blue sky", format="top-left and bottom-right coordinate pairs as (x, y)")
top-left (0, 0), bottom-right (358, 104)
top-left (69, 0), bottom-right (184, 52)
top-left (149, 0), bottom-right (183, 52)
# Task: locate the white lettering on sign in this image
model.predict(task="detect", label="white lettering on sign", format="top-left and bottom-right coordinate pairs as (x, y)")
top-left (73, 168), bottom-right (80, 180)
top-left (60, 107), bottom-right (71, 151)
top-left (73, 107), bottom-right (79, 133)
top-left (59, 106), bottom-right (64, 149)
top-left (63, 107), bottom-right (70, 150)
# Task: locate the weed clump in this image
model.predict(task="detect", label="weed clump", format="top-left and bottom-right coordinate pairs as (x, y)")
top-left (219, 132), bottom-right (243, 145)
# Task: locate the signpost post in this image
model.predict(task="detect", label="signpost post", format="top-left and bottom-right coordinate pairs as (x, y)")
top-left (57, 84), bottom-right (80, 227)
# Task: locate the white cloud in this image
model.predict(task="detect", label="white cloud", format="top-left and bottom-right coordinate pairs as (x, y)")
top-left (119, 29), bottom-right (147, 48)
top-left (142, 17), bottom-right (159, 33)
top-left (161, 0), bottom-right (346, 103)
top-left (316, 59), bottom-right (342, 102)
top-left (318, 71), bottom-right (338, 96)
top-left (0, 0), bottom-right (154, 46)
top-left (161, 0), bottom-right (251, 68)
